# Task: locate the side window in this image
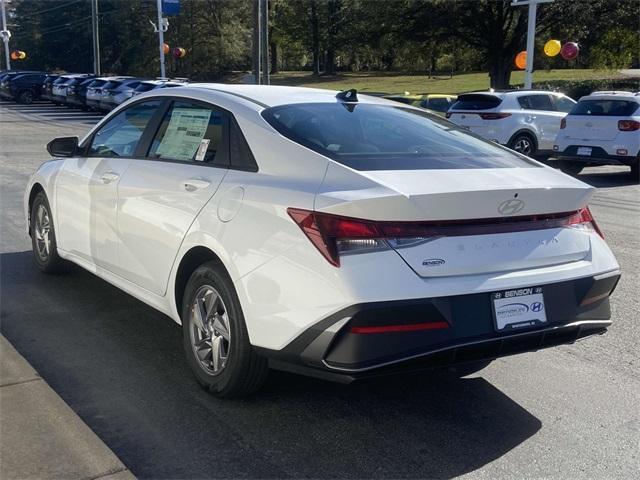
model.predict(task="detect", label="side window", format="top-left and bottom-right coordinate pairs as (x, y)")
top-left (521, 94), bottom-right (555, 111)
top-left (88, 100), bottom-right (161, 157)
top-left (229, 118), bottom-right (258, 172)
top-left (148, 101), bottom-right (228, 166)
top-left (554, 96), bottom-right (576, 113)
top-left (426, 97), bottom-right (452, 113)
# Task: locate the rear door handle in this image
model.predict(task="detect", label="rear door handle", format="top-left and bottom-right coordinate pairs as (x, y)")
top-left (183, 178), bottom-right (211, 191)
top-left (100, 171), bottom-right (120, 184)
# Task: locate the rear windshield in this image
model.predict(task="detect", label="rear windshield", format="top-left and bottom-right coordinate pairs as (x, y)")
top-left (102, 81), bottom-right (122, 90)
top-left (450, 94), bottom-right (502, 111)
top-left (262, 103), bottom-right (537, 171)
top-left (570, 99), bottom-right (639, 116)
top-left (87, 79), bottom-right (106, 88)
top-left (134, 82), bottom-right (156, 92)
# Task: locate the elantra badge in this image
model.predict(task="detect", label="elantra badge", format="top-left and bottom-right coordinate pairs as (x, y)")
top-left (498, 199), bottom-right (525, 215)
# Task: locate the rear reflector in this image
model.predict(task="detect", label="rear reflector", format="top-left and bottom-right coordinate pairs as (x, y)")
top-left (618, 120), bottom-right (640, 131)
top-left (288, 207), bottom-right (603, 266)
top-left (350, 321), bottom-right (450, 334)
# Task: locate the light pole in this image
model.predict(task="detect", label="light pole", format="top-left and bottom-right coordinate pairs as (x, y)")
top-left (1, 0), bottom-right (10, 70)
top-left (91, 0), bottom-right (100, 75)
top-left (156, 0), bottom-right (166, 78)
top-left (511, 0), bottom-right (554, 89)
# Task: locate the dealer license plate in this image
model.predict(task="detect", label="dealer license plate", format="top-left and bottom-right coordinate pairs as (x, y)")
top-left (577, 147), bottom-right (592, 156)
top-left (492, 286), bottom-right (547, 332)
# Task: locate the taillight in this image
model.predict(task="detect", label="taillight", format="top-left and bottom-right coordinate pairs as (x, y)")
top-left (567, 207), bottom-right (604, 239)
top-left (618, 120), bottom-right (640, 131)
top-left (560, 118), bottom-right (567, 129)
top-left (288, 207), bottom-right (605, 266)
top-left (479, 113), bottom-right (511, 120)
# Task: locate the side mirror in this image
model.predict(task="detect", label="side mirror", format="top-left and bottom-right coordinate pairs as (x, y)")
top-left (46, 136), bottom-right (79, 157)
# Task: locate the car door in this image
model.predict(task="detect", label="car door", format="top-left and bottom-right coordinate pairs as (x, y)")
top-left (115, 98), bottom-right (230, 296)
top-left (55, 100), bottom-right (163, 271)
top-left (519, 94), bottom-right (565, 150)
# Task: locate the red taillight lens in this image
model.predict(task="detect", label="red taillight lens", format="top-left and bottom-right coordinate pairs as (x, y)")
top-left (618, 120), bottom-right (640, 131)
top-left (479, 112), bottom-right (511, 120)
top-left (350, 321), bottom-right (450, 334)
top-left (566, 207), bottom-right (604, 239)
top-left (560, 118), bottom-right (567, 129)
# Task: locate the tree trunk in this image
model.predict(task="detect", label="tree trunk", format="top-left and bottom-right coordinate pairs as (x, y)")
top-left (489, 56), bottom-right (512, 89)
top-left (310, 0), bottom-right (320, 75)
top-left (270, 42), bottom-right (279, 74)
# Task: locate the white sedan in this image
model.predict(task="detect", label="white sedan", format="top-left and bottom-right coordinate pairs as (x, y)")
top-left (25, 84), bottom-right (621, 397)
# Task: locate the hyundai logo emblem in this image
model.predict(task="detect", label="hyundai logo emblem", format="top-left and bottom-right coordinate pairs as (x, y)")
top-left (498, 199), bottom-right (525, 215)
top-left (531, 301), bottom-right (544, 312)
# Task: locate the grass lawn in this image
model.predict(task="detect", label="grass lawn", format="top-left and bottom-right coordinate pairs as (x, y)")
top-left (269, 69), bottom-right (624, 95)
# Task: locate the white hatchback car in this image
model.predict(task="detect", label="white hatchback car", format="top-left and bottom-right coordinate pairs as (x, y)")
top-left (25, 85), bottom-right (620, 397)
top-left (447, 90), bottom-right (576, 157)
top-left (554, 91), bottom-right (640, 180)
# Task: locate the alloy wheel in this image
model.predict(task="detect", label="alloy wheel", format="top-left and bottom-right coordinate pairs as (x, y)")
top-left (513, 137), bottom-right (532, 155)
top-left (34, 204), bottom-right (51, 261)
top-left (189, 285), bottom-right (231, 375)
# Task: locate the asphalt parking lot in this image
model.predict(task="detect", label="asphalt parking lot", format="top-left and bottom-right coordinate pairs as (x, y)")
top-left (1, 101), bottom-right (639, 479)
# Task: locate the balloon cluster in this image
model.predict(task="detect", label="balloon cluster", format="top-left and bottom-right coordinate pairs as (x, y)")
top-left (162, 43), bottom-right (187, 59)
top-left (514, 39), bottom-right (579, 69)
top-left (10, 50), bottom-right (27, 60)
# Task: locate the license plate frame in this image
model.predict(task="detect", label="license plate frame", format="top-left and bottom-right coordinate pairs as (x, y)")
top-left (491, 286), bottom-right (548, 333)
top-left (577, 147), bottom-right (592, 156)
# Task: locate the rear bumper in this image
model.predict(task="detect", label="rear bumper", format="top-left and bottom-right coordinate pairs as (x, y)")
top-left (258, 272), bottom-right (620, 382)
top-left (555, 146), bottom-right (639, 166)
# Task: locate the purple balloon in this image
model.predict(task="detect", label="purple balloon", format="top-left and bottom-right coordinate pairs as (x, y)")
top-left (561, 42), bottom-right (579, 60)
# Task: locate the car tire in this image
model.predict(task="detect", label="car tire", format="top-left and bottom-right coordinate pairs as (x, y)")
top-left (18, 90), bottom-right (34, 104)
top-left (30, 192), bottom-right (69, 274)
top-left (631, 162), bottom-right (639, 184)
top-left (181, 261), bottom-right (269, 398)
top-left (558, 160), bottom-right (584, 176)
top-left (509, 132), bottom-right (537, 157)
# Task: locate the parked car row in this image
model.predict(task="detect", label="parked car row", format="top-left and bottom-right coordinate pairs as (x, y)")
top-left (387, 88), bottom-right (639, 180)
top-left (0, 70), bottom-right (187, 111)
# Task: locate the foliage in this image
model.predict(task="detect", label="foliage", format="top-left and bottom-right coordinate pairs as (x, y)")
top-left (2, 0), bottom-right (638, 87)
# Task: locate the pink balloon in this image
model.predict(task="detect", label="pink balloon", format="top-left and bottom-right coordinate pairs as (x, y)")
top-left (560, 42), bottom-right (579, 60)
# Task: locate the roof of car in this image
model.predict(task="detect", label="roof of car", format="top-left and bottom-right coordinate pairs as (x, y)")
top-left (187, 83), bottom-right (397, 108)
top-left (580, 91), bottom-right (640, 102)
top-left (462, 89), bottom-right (563, 98)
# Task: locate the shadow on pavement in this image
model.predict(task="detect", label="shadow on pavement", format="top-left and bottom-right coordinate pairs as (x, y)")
top-left (1, 251), bottom-right (541, 479)
top-left (576, 169), bottom-right (637, 189)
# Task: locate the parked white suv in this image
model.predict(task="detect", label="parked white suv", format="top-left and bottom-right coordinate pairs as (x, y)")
top-left (553, 91), bottom-right (640, 180)
top-left (447, 90), bottom-right (576, 157)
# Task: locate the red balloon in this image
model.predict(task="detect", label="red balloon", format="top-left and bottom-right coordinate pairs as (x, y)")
top-left (560, 42), bottom-right (579, 60)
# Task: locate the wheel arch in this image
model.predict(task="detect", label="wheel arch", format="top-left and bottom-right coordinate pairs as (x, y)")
top-left (507, 128), bottom-right (538, 150)
top-left (27, 183), bottom-right (46, 236)
top-left (173, 246), bottom-right (231, 321)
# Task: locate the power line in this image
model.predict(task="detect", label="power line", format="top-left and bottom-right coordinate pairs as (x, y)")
top-left (19, 0), bottom-right (84, 19)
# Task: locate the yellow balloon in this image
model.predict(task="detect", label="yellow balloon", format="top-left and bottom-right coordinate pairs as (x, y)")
top-left (515, 51), bottom-right (527, 70)
top-left (544, 39), bottom-right (561, 57)
top-left (18, 51), bottom-right (27, 60)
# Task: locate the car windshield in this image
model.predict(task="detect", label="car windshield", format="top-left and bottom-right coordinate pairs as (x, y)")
top-left (262, 103), bottom-right (538, 170)
top-left (570, 99), bottom-right (639, 116)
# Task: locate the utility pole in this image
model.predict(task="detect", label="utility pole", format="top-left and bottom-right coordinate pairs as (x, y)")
top-left (1, 0), bottom-right (10, 71)
top-left (91, 0), bottom-right (100, 75)
top-left (156, 0), bottom-right (166, 78)
top-left (260, 0), bottom-right (269, 85)
top-left (252, 0), bottom-right (261, 84)
top-left (511, 0), bottom-right (554, 89)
